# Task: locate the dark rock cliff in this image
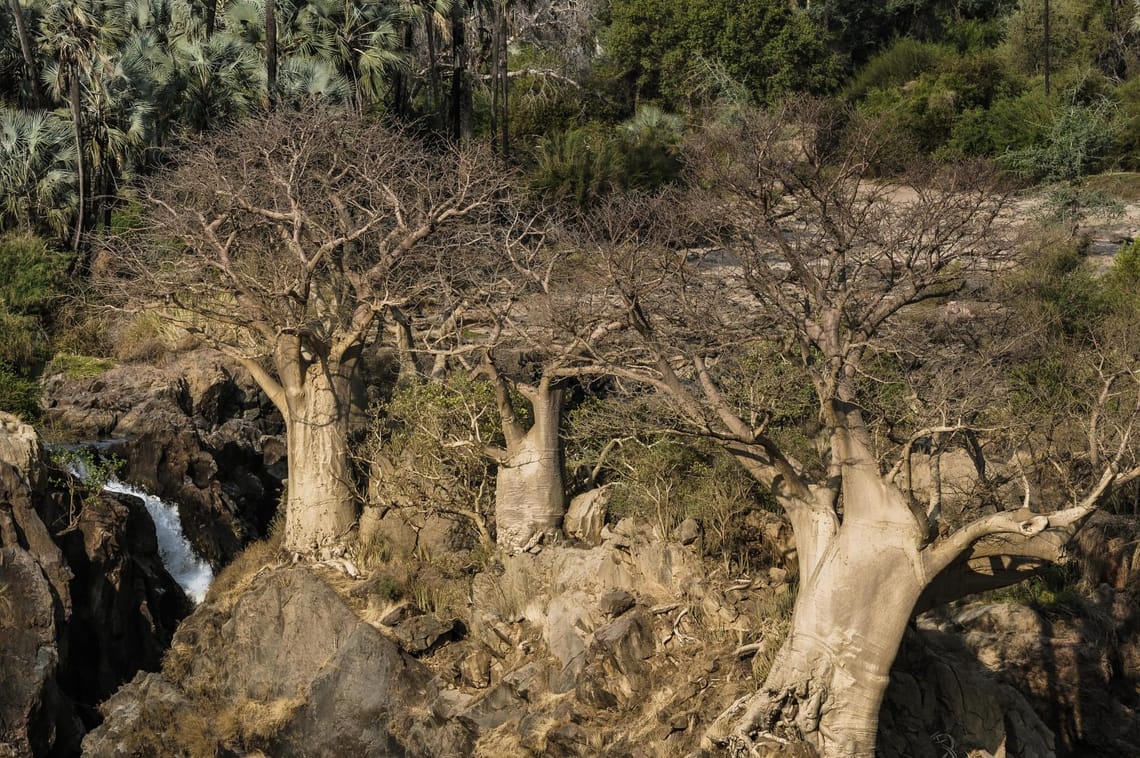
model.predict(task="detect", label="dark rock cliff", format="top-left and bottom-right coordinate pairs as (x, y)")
top-left (41, 350), bottom-right (286, 566)
top-left (0, 413), bottom-right (188, 757)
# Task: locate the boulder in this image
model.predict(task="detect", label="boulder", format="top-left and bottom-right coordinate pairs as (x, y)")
top-left (86, 566), bottom-right (473, 757)
top-left (949, 601), bottom-right (1140, 756)
top-left (392, 614), bottom-right (465, 655)
top-left (879, 625), bottom-right (1056, 758)
top-left (564, 486), bottom-right (611, 545)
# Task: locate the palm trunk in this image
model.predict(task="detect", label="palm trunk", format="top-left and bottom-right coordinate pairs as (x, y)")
top-left (203, 0), bottom-right (216, 38)
top-left (494, 387), bottom-right (565, 550)
top-left (281, 367), bottom-right (357, 554)
top-left (450, 10), bottom-right (465, 141)
top-left (8, 0), bottom-right (42, 105)
top-left (69, 75), bottom-right (85, 257)
top-left (265, 0), bottom-right (277, 98)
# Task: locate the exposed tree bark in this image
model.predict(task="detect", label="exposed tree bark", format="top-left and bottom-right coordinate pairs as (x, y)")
top-left (8, 0), bottom-right (42, 105)
top-left (483, 362), bottom-right (566, 550)
top-left (277, 349), bottom-right (360, 552)
top-left (107, 110), bottom-right (514, 558)
top-left (562, 103), bottom-right (1140, 755)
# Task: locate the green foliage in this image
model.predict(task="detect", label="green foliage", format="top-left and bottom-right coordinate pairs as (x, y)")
top-left (0, 362), bottom-right (42, 419)
top-left (1000, 0), bottom-right (1085, 79)
top-left (946, 90), bottom-right (1052, 158)
top-left (985, 564), bottom-right (1084, 617)
top-left (566, 394), bottom-right (782, 574)
top-left (1002, 99), bottom-right (1117, 183)
top-left (0, 234), bottom-right (70, 373)
top-left (0, 233), bottom-right (70, 315)
top-left (1013, 235), bottom-right (1111, 339)
top-left (0, 108), bottom-right (77, 238)
top-left (45, 352), bottom-right (115, 379)
top-left (48, 447), bottom-right (125, 527)
top-left (843, 38), bottom-right (953, 102)
top-left (369, 374), bottom-right (507, 544)
top-left (603, 0), bottom-right (840, 108)
top-left (858, 48), bottom-right (1025, 157)
top-left (531, 106), bottom-right (684, 207)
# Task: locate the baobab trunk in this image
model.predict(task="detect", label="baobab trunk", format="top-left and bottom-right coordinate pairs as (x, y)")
top-left (282, 368), bottom-right (357, 554)
top-left (495, 388), bottom-right (565, 550)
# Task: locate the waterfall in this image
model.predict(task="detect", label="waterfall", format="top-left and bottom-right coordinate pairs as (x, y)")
top-left (101, 478), bottom-right (215, 604)
top-left (58, 451), bottom-right (215, 603)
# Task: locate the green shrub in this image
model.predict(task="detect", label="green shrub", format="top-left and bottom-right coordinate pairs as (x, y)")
top-left (947, 90), bottom-right (1052, 158)
top-left (0, 362), bottom-right (41, 420)
top-left (844, 38), bottom-right (952, 102)
top-left (0, 234), bottom-right (71, 372)
top-left (531, 106), bottom-right (684, 207)
top-left (46, 353), bottom-right (115, 379)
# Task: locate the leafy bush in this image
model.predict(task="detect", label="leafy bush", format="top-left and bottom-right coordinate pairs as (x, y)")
top-left (367, 374), bottom-right (508, 547)
top-left (531, 106), bottom-right (684, 206)
top-left (843, 38), bottom-right (952, 102)
top-left (603, 0), bottom-right (840, 108)
top-left (0, 233), bottom-right (70, 371)
top-left (0, 362), bottom-right (41, 419)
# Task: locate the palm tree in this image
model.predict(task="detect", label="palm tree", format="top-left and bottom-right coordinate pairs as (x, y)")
top-left (0, 105), bottom-right (77, 238)
top-left (39, 0), bottom-right (110, 253)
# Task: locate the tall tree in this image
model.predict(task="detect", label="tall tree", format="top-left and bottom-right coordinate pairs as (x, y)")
top-left (109, 108), bottom-right (515, 555)
top-left (569, 101), bottom-right (1140, 756)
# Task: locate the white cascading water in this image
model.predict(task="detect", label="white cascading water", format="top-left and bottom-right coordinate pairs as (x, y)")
top-left (101, 478), bottom-right (215, 604)
top-left (60, 453), bottom-right (214, 603)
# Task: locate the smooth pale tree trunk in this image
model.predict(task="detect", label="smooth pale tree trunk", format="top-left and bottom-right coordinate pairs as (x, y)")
top-left (729, 532), bottom-right (924, 757)
top-left (494, 387), bottom-right (565, 550)
top-left (281, 365), bottom-right (357, 554)
top-left (712, 408), bottom-right (930, 756)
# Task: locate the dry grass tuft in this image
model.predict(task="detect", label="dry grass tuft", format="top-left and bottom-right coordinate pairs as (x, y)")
top-left (216, 696), bottom-right (305, 751)
top-left (121, 698), bottom-right (219, 758)
top-left (203, 537), bottom-right (283, 617)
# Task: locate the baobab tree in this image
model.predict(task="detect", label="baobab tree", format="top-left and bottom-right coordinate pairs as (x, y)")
top-left (378, 206), bottom-right (596, 552)
top-left (110, 107), bottom-right (512, 555)
top-left (571, 101), bottom-right (1140, 756)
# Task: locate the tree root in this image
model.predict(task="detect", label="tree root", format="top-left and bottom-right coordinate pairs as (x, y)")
top-left (703, 684), bottom-right (823, 757)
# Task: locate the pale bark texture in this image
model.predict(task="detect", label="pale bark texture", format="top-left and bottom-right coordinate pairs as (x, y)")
top-left (493, 384), bottom-right (565, 550)
top-left (280, 360), bottom-right (357, 552)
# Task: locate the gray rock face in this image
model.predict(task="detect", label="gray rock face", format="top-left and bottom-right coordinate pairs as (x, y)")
top-left (564, 485), bottom-right (611, 545)
top-left (41, 350), bottom-right (285, 566)
top-left (0, 546), bottom-right (83, 758)
top-left (948, 601), bottom-right (1140, 756)
top-left (881, 627), bottom-right (1055, 758)
top-left (83, 566), bottom-right (473, 757)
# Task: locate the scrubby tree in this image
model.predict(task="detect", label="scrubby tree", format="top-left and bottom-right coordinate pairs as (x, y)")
top-left (109, 107), bottom-right (513, 555)
top-left (567, 101), bottom-right (1140, 756)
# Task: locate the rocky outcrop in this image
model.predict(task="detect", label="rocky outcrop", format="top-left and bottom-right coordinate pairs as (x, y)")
top-left (942, 600), bottom-right (1140, 756)
top-left (0, 413), bottom-right (188, 756)
top-left (84, 566), bottom-right (472, 757)
top-left (41, 350), bottom-right (285, 565)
